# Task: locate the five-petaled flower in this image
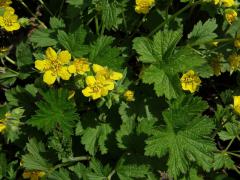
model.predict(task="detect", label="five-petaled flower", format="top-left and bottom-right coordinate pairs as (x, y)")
top-left (68, 58), bottom-right (90, 75)
top-left (135, 0), bottom-right (155, 14)
top-left (233, 96), bottom-right (240, 115)
top-left (35, 47), bottom-right (72, 85)
top-left (82, 75), bottom-right (114, 100)
top-left (92, 64), bottom-right (123, 81)
top-left (225, 9), bottom-right (237, 24)
top-left (124, 90), bottom-right (135, 102)
top-left (0, 7), bottom-right (20, 32)
top-left (180, 70), bottom-right (201, 93)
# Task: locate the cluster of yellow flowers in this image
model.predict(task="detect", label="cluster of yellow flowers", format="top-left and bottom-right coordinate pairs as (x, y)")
top-left (82, 64), bottom-right (123, 100)
top-left (180, 70), bottom-right (201, 93)
top-left (0, 0), bottom-right (20, 31)
top-left (35, 47), bottom-right (90, 85)
top-left (135, 0), bottom-right (155, 14)
top-left (213, 0), bottom-right (238, 24)
top-left (35, 47), bottom-right (123, 100)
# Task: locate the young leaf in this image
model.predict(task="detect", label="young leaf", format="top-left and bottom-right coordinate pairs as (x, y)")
top-left (50, 17), bottom-right (65, 29)
top-left (16, 42), bottom-right (33, 67)
top-left (28, 89), bottom-right (79, 136)
top-left (213, 152), bottom-right (235, 170)
top-left (188, 19), bottom-right (217, 46)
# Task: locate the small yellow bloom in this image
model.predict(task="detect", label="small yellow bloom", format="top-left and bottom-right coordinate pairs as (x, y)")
top-left (135, 0), bottom-right (155, 14)
top-left (68, 58), bottom-right (90, 75)
top-left (214, 0), bottom-right (235, 7)
top-left (0, 0), bottom-right (12, 7)
top-left (0, 7), bottom-right (20, 32)
top-left (35, 47), bottom-right (72, 85)
top-left (233, 96), bottom-right (240, 115)
top-left (225, 9), bottom-right (237, 24)
top-left (180, 70), bottom-right (201, 93)
top-left (228, 53), bottom-right (240, 71)
top-left (92, 64), bottom-right (123, 81)
top-left (82, 75), bottom-right (114, 100)
top-left (0, 123), bottom-right (6, 133)
top-left (23, 170), bottom-right (45, 180)
top-left (124, 90), bottom-right (135, 102)
top-left (234, 34), bottom-right (240, 48)
top-left (212, 41), bottom-right (219, 46)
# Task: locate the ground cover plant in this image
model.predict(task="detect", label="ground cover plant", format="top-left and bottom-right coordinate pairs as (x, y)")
top-left (1, 0), bottom-right (240, 179)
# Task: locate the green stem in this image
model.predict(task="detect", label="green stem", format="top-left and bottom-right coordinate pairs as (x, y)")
top-left (224, 138), bottom-right (235, 151)
top-left (38, 0), bottom-right (54, 16)
top-left (48, 156), bottom-right (90, 174)
top-left (17, 0), bottom-right (47, 28)
top-left (233, 166), bottom-right (240, 175)
top-left (58, 0), bottom-right (65, 17)
top-left (227, 152), bottom-right (240, 158)
top-left (95, 16), bottom-right (99, 35)
top-left (107, 169), bottom-right (116, 180)
top-left (148, 0), bottom-right (201, 37)
top-left (5, 56), bottom-right (16, 65)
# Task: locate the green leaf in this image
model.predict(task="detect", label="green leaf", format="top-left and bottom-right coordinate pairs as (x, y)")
top-left (116, 103), bottom-right (136, 149)
top-left (116, 163), bottom-right (150, 180)
top-left (188, 19), bottom-right (217, 46)
top-left (16, 42), bottom-right (33, 67)
top-left (81, 123), bottom-right (112, 155)
top-left (49, 168), bottom-right (71, 180)
top-left (50, 17), bottom-right (65, 29)
top-left (133, 30), bottom-right (182, 63)
top-left (218, 121), bottom-right (240, 141)
top-left (66, 0), bottom-right (84, 6)
top-left (142, 65), bottom-right (181, 99)
top-left (30, 29), bottom-right (57, 47)
top-left (213, 152), bottom-right (235, 170)
top-left (22, 138), bottom-right (52, 171)
top-left (28, 89), bottom-right (79, 136)
top-left (0, 68), bottom-right (18, 87)
top-left (89, 36), bottom-right (124, 70)
top-left (0, 153), bottom-right (7, 179)
top-left (57, 26), bottom-right (89, 57)
top-left (69, 163), bottom-right (91, 180)
top-left (145, 97), bottom-right (216, 178)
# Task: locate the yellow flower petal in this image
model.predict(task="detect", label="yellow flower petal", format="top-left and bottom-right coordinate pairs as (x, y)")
top-left (92, 92), bottom-right (102, 100)
top-left (86, 76), bottom-right (96, 86)
top-left (35, 60), bottom-right (48, 71)
top-left (82, 87), bottom-right (92, 97)
top-left (234, 96), bottom-right (240, 115)
top-left (43, 70), bottom-right (57, 85)
top-left (46, 47), bottom-right (57, 61)
top-left (110, 72), bottom-right (123, 80)
top-left (92, 64), bottom-right (105, 73)
top-left (58, 66), bottom-right (71, 80)
top-left (58, 50), bottom-right (71, 64)
top-left (68, 65), bottom-right (76, 74)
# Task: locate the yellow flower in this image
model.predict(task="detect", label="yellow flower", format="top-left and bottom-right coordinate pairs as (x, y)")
top-left (135, 0), bottom-right (155, 14)
top-left (35, 47), bottom-right (72, 85)
top-left (0, 0), bottom-right (12, 7)
top-left (180, 70), bottom-right (201, 93)
top-left (0, 7), bottom-right (20, 32)
top-left (124, 90), bottom-right (135, 102)
top-left (92, 64), bottom-right (123, 81)
top-left (214, 0), bottom-right (235, 7)
top-left (228, 53), bottom-right (240, 71)
top-left (234, 34), bottom-right (240, 48)
top-left (68, 58), bottom-right (90, 75)
top-left (23, 170), bottom-right (45, 180)
top-left (233, 96), bottom-right (240, 115)
top-left (0, 122), bottom-right (6, 133)
top-left (82, 75), bottom-right (114, 100)
top-left (225, 9), bottom-right (237, 24)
